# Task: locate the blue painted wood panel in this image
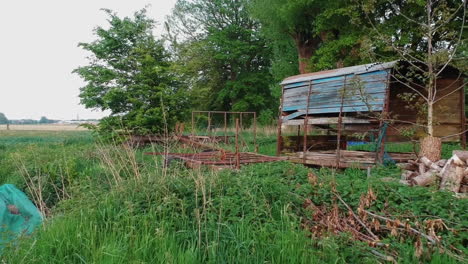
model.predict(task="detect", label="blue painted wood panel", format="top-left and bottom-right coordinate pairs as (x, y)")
top-left (281, 70), bottom-right (390, 115)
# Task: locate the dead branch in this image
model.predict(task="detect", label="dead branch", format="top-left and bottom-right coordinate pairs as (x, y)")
top-left (364, 210), bottom-right (438, 245)
top-left (333, 192), bottom-right (379, 241)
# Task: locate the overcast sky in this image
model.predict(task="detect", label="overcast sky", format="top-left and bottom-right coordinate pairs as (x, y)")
top-left (0, 0), bottom-right (177, 120)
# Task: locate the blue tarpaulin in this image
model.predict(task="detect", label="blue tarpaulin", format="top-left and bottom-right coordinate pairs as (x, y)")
top-left (0, 184), bottom-right (42, 248)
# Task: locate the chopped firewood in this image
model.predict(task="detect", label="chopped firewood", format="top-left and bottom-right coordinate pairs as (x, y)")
top-left (411, 171), bottom-right (438, 186)
top-left (400, 151), bottom-right (468, 193)
top-left (452, 154), bottom-right (466, 167)
top-left (420, 156), bottom-right (442, 172)
top-left (463, 174), bottom-right (468, 185)
top-left (419, 163), bottom-right (426, 175)
top-left (396, 163), bottom-right (416, 171)
top-left (399, 180), bottom-right (410, 185)
top-left (452, 151), bottom-right (468, 163)
top-left (459, 185), bottom-right (468, 193)
top-left (440, 158), bottom-right (464, 192)
top-left (401, 170), bottom-right (417, 180)
top-left (436, 159), bottom-right (447, 167)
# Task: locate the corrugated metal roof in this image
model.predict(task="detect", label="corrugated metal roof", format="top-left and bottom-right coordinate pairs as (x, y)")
top-left (281, 61), bottom-right (398, 85)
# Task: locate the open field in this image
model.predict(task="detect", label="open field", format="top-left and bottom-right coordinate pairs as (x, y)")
top-left (0, 130), bottom-right (466, 263)
top-left (0, 124), bottom-right (88, 131)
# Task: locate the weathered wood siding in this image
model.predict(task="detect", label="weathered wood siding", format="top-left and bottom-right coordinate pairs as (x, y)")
top-left (282, 70), bottom-right (390, 119)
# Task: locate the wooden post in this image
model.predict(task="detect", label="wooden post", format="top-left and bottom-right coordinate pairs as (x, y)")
top-left (224, 112), bottom-right (228, 144)
top-left (460, 83), bottom-right (466, 149)
top-left (336, 76), bottom-right (347, 168)
top-left (276, 86), bottom-right (286, 156)
top-left (253, 112), bottom-right (257, 153)
top-left (207, 112), bottom-right (212, 137)
top-left (296, 125), bottom-right (301, 151)
top-left (191, 112), bottom-right (195, 136)
top-left (240, 113), bottom-right (243, 130)
top-left (303, 80), bottom-right (313, 164)
top-left (235, 118), bottom-right (240, 170)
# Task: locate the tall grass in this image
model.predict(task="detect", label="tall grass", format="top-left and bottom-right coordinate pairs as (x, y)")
top-left (0, 131), bottom-right (465, 263)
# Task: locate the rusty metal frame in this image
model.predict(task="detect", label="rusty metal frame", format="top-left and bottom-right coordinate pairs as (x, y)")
top-left (191, 111), bottom-right (258, 152)
top-left (276, 85), bottom-right (286, 156)
top-left (302, 80), bottom-right (313, 163)
top-left (336, 75), bottom-right (348, 168)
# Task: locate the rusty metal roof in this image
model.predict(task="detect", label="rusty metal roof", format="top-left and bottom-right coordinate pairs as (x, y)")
top-left (281, 61), bottom-right (398, 85)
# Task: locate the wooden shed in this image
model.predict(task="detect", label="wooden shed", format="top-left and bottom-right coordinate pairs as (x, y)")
top-left (276, 61), bottom-right (465, 168)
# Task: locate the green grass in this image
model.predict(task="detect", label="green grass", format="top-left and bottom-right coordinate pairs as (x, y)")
top-left (0, 130), bottom-right (466, 263)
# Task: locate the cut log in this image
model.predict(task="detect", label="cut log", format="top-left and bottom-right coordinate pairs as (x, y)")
top-left (459, 185), bottom-right (468, 193)
top-left (440, 158), bottom-right (464, 192)
top-left (401, 170), bottom-right (418, 180)
top-left (399, 180), bottom-right (410, 185)
top-left (396, 163), bottom-right (417, 171)
top-left (420, 156), bottom-right (442, 172)
top-left (411, 171), bottom-right (438, 186)
top-left (452, 154), bottom-right (466, 167)
top-left (452, 151), bottom-right (468, 163)
top-left (436, 159), bottom-right (447, 167)
top-left (463, 173), bottom-right (468, 185)
top-left (419, 136), bottom-right (442, 162)
top-left (419, 163), bottom-right (426, 175)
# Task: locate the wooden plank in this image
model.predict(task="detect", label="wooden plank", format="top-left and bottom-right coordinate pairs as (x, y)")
top-left (283, 117), bottom-right (371, 126)
top-left (283, 80), bottom-right (387, 98)
top-left (283, 104), bottom-right (384, 113)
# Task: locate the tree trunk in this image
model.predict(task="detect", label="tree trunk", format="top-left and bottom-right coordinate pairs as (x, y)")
top-left (419, 136), bottom-right (442, 162)
top-left (292, 33), bottom-right (321, 74)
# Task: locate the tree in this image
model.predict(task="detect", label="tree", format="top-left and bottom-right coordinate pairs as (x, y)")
top-left (0, 113), bottom-right (8, 124)
top-left (74, 9), bottom-right (188, 135)
top-left (39, 116), bottom-right (54, 124)
top-left (362, 0), bottom-right (467, 160)
top-left (166, 0), bottom-right (275, 114)
top-left (251, 0), bottom-right (367, 74)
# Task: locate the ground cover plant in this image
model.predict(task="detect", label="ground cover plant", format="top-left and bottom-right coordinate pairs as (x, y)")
top-left (0, 130), bottom-right (466, 263)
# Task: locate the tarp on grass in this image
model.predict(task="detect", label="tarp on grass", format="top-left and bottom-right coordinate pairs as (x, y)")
top-left (0, 184), bottom-right (42, 248)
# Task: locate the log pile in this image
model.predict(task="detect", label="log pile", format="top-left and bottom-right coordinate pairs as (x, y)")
top-left (399, 151), bottom-right (468, 193)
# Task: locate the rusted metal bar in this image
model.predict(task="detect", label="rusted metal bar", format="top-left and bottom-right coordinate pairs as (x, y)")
top-left (276, 85), bottom-right (286, 156)
top-left (224, 112), bottom-right (228, 144)
top-left (235, 118), bottom-right (240, 170)
top-left (336, 75), bottom-right (347, 168)
top-left (303, 80), bottom-right (313, 164)
top-left (253, 112), bottom-right (257, 153)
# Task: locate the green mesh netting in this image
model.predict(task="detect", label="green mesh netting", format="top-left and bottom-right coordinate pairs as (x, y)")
top-left (0, 184), bottom-right (42, 248)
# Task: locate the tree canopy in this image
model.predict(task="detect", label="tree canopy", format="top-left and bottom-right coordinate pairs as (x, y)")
top-left (74, 9), bottom-right (188, 134)
top-left (74, 1), bottom-right (466, 134)
top-left (0, 113), bottom-right (8, 124)
top-left (166, 0), bottom-right (275, 116)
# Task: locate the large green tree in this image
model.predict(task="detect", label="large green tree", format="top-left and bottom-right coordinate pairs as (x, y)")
top-left (0, 113), bottom-right (8, 124)
top-left (166, 0), bottom-right (275, 115)
top-left (74, 9), bottom-right (187, 134)
top-left (251, 0), bottom-right (367, 74)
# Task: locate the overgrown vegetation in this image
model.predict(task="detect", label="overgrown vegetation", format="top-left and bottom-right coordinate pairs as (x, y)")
top-left (1, 131), bottom-right (466, 263)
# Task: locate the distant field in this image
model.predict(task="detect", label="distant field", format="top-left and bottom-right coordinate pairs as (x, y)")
top-left (0, 124), bottom-right (87, 131)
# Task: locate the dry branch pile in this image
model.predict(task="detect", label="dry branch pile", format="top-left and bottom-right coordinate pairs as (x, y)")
top-left (398, 151), bottom-right (468, 193)
top-left (302, 171), bottom-right (466, 262)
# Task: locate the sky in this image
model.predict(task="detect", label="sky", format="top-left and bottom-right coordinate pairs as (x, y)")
top-left (0, 0), bottom-right (177, 120)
